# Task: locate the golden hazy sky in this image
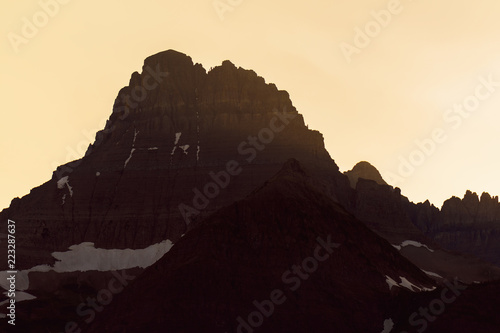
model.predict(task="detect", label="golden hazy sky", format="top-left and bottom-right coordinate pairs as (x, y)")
top-left (2, 0), bottom-right (500, 210)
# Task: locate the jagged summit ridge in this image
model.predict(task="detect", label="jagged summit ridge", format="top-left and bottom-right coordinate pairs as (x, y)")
top-left (86, 49), bottom-right (303, 160)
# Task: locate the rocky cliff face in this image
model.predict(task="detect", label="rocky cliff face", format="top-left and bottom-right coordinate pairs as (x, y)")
top-left (343, 162), bottom-right (433, 245)
top-left (409, 190), bottom-right (500, 266)
top-left (343, 161), bottom-right (500, 279)
top-left (352, 179), bottom-right (425, 243)
top-left (343, 160), bottom-right (500, 266)
top-left (0, 50), bottom-right (350, 270)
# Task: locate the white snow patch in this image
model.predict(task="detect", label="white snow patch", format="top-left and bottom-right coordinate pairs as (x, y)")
top-left (170, 147), bottom-right (177, 156)
top-left (399, 277), bottom-right (419, 291)
top-left (124, 148), bottom-right (136, 168)
top-left (148, 147), bottom-right (158, 150)
top-left (61, 194), bottom-right (66, 206)
top-left (174, 132), bottom-right (182, 145)
top-left (0, 270), bottom-right (31, 291)
top-left (422, 270), bottom-right (443, 278)
top-left (0, 239), bottom-right (174, 292)
top-left (51, 240), bottom-right (174, 272)
top-left (124, 129), bottom-right (140, 168)
top-left (96, 172), bottom-right (101, 177)
top-left (393, 240), bottom-right (434, 252)
top-left (196, 109), bottom-right (200, 161)
top-left (179, 145), bottom-right (190, 155)
top-left (385, 275), bottom-right (435, 292)
top-left (57, 176), bottom-right (69, 189)
top-left (67, 183), bottom-right (74, 197)
top-left (420, 286), bottom-right (437, 291)
top-left (381, 318), bottom-right (394, 333)
top-left (57, 176), bottom-right (73, 197)
top-left (385, 276), bottom-right (399, 290)
top-left (0, 291), bottom-right (36, 306)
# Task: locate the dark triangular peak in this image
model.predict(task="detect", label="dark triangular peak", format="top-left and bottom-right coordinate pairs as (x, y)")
top-left (86, 158), bottom-right (434, 333)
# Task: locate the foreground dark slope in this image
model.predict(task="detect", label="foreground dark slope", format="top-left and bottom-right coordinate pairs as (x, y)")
top-left (87, 159), bottom-right (434, 333)
top-left (424, 281), bottom-right (500, 333)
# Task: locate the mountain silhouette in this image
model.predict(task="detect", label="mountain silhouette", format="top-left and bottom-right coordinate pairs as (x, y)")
top-left (1, 50), bottom-right (499, 332)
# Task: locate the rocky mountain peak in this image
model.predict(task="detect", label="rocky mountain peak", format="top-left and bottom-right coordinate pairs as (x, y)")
top-left (2, 49), bottom-right (500, 333)
top-left (2, 50), bottom-right (345, 269)
top-left (344, 161), bottom-right (387, 188)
